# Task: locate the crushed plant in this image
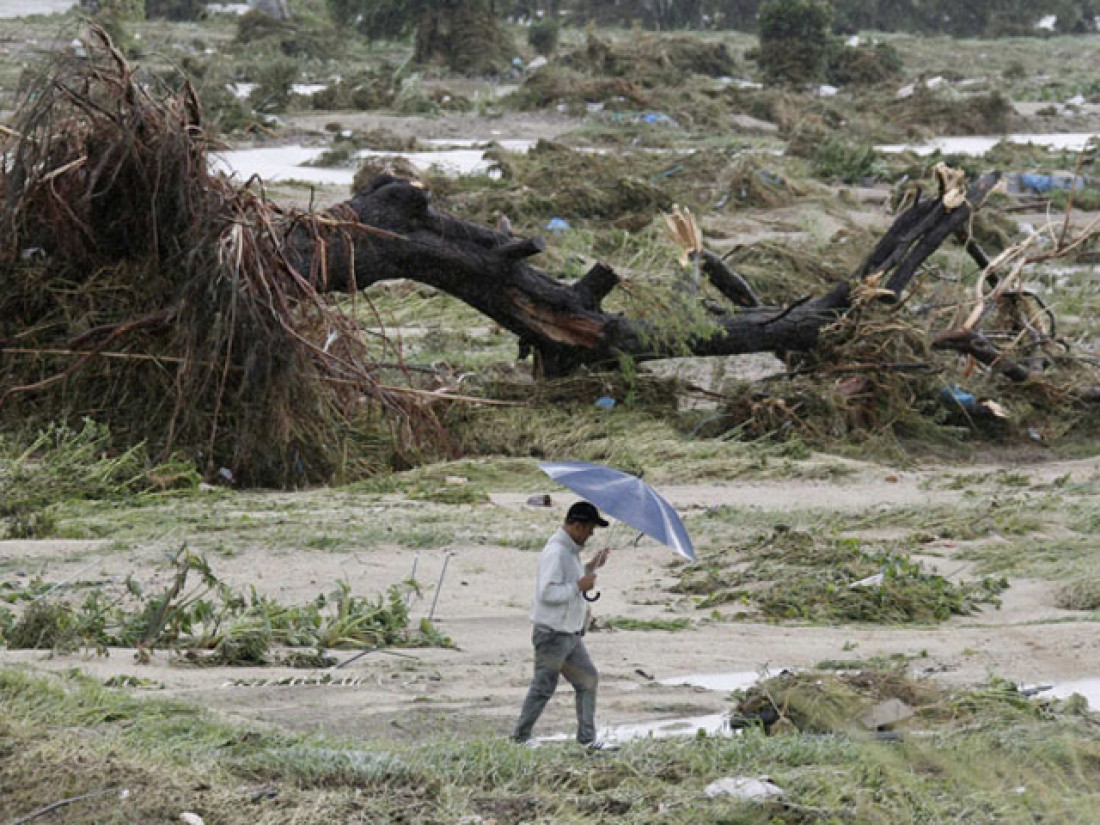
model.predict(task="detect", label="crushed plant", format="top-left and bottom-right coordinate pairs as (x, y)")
top-left (0, 546), bottom-right (448, 661)
top-left (675, 526), bottom-right (1007, 623)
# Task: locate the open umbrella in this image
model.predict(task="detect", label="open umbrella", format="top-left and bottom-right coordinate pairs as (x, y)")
top-left (538, 461), bottom-right (696, 562)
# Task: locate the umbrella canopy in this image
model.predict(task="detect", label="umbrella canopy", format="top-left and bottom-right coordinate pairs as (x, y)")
top-left (538, 461), bottom-right (695, 561)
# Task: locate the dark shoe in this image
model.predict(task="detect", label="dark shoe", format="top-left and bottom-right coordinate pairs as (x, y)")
top-left (511, 737), bottom-right (539, 750)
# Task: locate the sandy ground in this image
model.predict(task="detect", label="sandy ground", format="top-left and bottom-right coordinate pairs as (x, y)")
top-left (3, 453), bottom-right (1099, 747)
top-left (3, 65), bottom-right (1099, 745)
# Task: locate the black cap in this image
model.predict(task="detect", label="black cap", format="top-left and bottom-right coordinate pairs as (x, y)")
top-left (566, 501), bottom-right (609, 527)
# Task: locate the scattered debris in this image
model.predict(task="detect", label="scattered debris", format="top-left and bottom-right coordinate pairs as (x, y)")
top-left (0, 26), bottom-right (433, 486)
top-left (858, 697), bottom-right (916, 730)
top-left (704, 776), bottom-right (784, 801)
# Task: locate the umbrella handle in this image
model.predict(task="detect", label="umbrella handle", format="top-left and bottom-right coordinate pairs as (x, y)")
top-left (583, 590), bottom-right (601, 602)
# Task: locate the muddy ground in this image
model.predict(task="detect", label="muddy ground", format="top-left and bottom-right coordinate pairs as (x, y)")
top-left (2, 12), bottom-right (1099, 761)
top-left (3, 451), bottom-right (1097, 747)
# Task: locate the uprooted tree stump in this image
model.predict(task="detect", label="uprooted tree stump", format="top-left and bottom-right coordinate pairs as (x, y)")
top-left (283, 171), bottom-right (1002, 378)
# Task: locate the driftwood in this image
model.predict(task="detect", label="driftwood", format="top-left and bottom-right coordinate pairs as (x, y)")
top-left (283, 172), bottom-right (1002, 378)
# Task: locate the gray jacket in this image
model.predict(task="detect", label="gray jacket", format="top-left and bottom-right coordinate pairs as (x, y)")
top-left (530, 527), bottom-right (587, 633)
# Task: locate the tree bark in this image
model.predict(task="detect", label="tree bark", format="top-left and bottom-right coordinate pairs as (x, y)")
top-left (285, 172), bottom-right (999, 378)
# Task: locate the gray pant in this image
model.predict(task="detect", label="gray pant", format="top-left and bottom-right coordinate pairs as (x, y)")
top-left (512, 624), bottom-right (598, 744)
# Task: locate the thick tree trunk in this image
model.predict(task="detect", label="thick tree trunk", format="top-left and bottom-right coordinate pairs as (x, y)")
top-left (285, 173), bottom-right (1000, 378)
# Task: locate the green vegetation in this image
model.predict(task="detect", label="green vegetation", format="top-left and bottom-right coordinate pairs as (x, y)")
top-left (755, 0), bottom-right (834, 85)
top-left (3, 666), bottom-right (1099, 823)
top-left (598, 615), bottom-right (692, 631)
top-left (676, 527), bottom-right (1007, 622)
top-left (0, 420), bottom-right (200, 539)
top-left (0, 548), bottom-right (448, 661)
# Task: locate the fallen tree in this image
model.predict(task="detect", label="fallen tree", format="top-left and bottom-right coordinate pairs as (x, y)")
top-left (0, 29), bottom-right (438, 486)
top-left (1, 28), bottom-right (1096, 485)
top-left (285, 169), bottom-right (1003, 378)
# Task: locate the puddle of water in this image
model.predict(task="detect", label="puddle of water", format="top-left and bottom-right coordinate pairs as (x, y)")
top-left (537, 713), bottom-right (729, 746)
top-left (0, 0), bottom-right (75, 16)
top-left (212, 142), bottom-right (538, 185)
top-left (659, 671), bottom-right (764, 692)
top-left (211, 146), bottom-right (354, 186)
top-left (229, 83), bottom-right (334, 100)
top-left (540, 671), bottom-right (769, 746)
top-left (1032, 678), bottom-right (1100, 710)
top-left (878, 132), bottom-right (1098, 156)
top-left (205, 2), bottom-right (250, 13)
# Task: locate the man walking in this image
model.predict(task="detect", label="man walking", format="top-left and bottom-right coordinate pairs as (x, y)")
top-left (512, 501), bottom-right (612, 749)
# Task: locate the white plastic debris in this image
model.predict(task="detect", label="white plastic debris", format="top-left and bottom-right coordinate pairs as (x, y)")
top-left (895, 83), bottom-right (915, 100)
top-left (925, 76), bottom-right (945, 89)
top-left (817, 85), bottom-right (839, 98)
top-left (850, 572), bottom-right (885, 588)
top-left (704, 776), bottom-right (784, 801)
top-left (180, 814), bottom-right (206, 825)
top-left (859, 698), bottom-right (915, 730)
top-left (846, 35), bottom-right (861, 47)
top-left (71, 39), bottom-right (86, 58)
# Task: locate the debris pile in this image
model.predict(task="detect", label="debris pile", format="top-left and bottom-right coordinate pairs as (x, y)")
top-left (0, 28), bottom-right (427, 485)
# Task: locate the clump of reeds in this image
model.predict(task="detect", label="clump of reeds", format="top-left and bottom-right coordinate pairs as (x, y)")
top-left (0, 26), bottom-right (428, 486)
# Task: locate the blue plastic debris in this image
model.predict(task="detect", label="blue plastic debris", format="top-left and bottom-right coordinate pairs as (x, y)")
top-left (940, 385), bottom-right (977, 412)
top-left (595, 396), bottom-right (616, 409)
top-left (1013, 172), bottom-right (1086, 195)
top-left (639, 112), bottom-right (679, 127)
top-left (545, 217), bottom-right (571, 232)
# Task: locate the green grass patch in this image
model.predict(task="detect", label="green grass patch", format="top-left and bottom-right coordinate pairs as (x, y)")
top-left (0, 548), bottom-right (449, 661)
top-left (597, 615), bottom-right (691, 632)
top-left (0, 420), bottom-right (201, 539)
top-left (4, 665), bottom-right (1100, 823)
top-left (676, 527), bottom-right (1006, 623)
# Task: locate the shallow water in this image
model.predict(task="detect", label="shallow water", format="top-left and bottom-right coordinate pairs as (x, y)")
top-left (537, 713), bottom-right (730, 746)
top-left (1034, 677), bottom-right (1100, 711)
top-left (210, 145), bottom-right (354, 186)
top-left (540, 671), bottom-right (765, 746)
top-left (878, 132), bottom-right (1098, 156)
top-left (658, 671), bottom-right (765, 692)
top-left (205, 2), bottom-right (249, 13)
top-left (0, 0), bottom-right (75, 16)
top-left (212, 139), bottom-right (538, 185)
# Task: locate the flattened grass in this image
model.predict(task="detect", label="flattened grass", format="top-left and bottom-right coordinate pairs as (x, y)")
top-left (4, 666), bottom-right (1100, 824)
top-left (676, 527), bottom-right (1006, 624)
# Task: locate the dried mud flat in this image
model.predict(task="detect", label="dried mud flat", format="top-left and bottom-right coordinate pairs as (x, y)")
top-left (3, 451), bottom-right (1098, 747)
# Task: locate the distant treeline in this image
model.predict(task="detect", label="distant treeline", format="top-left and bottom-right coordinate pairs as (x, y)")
top-left (513, 0), bottom-right (1099, 35)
